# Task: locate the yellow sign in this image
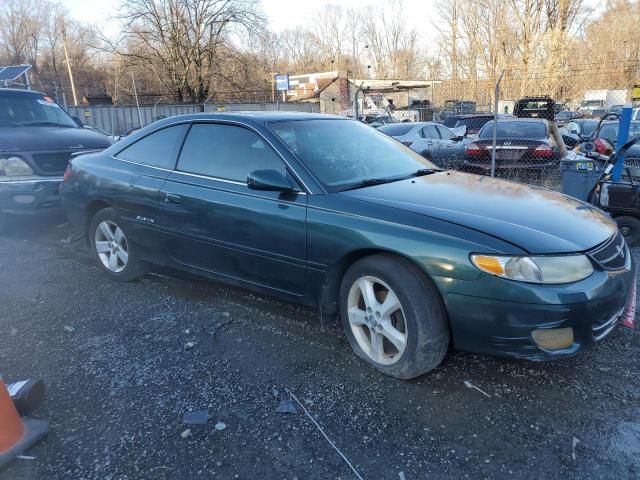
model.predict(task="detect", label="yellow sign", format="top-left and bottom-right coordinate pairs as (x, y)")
top-left (633, 85), bottom-right (640, 101)
top-left (217, 106), bottom-right (225, 112)
top-left (83, 110), bottom-right (92, 117)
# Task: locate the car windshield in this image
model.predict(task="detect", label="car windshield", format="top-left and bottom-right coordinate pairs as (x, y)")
top-left (378, 124), bottom-right (414, 136)
top-left (269, 119), bottom-right (437, 191)
top-left (0, 93), bottom-right (77, 128)
top-left (479, 121), bottom-right (547, 139)
top-left (580, 121), bottom-right (598, 136)
top-left (597, 122), bottom-right (640, 144)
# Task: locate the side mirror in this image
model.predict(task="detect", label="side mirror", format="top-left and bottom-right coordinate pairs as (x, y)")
top-left (71, 116), bottom-right (83, 127)
top-left (247, 169), bottom-right (294, 192)
top-left (452, 135), bottom-right (464, 142)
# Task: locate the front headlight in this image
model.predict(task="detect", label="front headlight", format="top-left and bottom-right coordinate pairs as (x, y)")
top-left (471, 254), bottom-right (593, 284)
top-left (0, 156), bottom-right (34, 177)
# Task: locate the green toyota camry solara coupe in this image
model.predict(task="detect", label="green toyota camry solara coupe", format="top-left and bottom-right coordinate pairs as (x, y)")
top-left (61, 113), bottom-right (636, 379)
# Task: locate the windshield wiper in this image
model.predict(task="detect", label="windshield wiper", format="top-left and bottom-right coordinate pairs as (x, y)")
top-left (16, 121), bottom-right (73, 127)
top-left (341, 177), bottom-right (402, 191)
top-left (411, 168), bottom-right (441, 177)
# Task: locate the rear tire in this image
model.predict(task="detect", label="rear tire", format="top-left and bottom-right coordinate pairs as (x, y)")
top-left (89, 207), bottom-right (147, 281)
top-left (339, 254), bottom-right (450, 379)
top-left (615, 215), bottom-right (640, 247)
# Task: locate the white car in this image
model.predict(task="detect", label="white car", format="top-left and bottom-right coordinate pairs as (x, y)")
top-left (378, 122), bottom-right (466, 169)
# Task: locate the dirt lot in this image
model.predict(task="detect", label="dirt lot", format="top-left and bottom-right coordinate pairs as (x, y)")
top-left (1, 215), bottom-right (639, 480)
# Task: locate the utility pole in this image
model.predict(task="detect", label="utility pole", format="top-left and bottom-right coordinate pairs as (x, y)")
top-left (131, 72), bottom-right (143, 127)
top-left (62, 30), bottom-right (78, 106)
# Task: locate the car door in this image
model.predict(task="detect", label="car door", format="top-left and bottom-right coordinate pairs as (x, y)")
top-left (436, 125), bottom-right (465, 167)
top-left (417, 125), bottom-right (442, 162)
top-left (157, 122), bottom-right (308, 296)
top-left (110, 123), bottom-right (189, 253)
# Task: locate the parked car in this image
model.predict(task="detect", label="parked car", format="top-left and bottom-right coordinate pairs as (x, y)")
top-left (61, 113), bottom-right (634, 379)
top-left (82, 124), bottom-right (117, 143)
top-left (378, 122), bottom-right (465, 168)
top-left (579, 120), bottom-right (640, 162)
top-left (0, 88), bottom-right (112, 230)
top-left (560, 119), bottom-right (600, 147)
top-left (554, 110), bottom-right (582, 127)
top-left (441, 114), bottom-right (514, 138)
top-left (463, 118), bottom-right (561, 174)
top-left (361, 114), bottom-right (398, 128)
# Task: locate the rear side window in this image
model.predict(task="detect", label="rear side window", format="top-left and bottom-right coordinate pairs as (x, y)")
top-left (177, 123), bottom-right (286, 182)
top-left (117, 124), bottom-right (188, 169)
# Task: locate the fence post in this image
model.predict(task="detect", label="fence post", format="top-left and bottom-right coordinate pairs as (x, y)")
top-left (490, 70), bottom-right (504, 178)
top-left (612, 104), bottom-right (634, 182)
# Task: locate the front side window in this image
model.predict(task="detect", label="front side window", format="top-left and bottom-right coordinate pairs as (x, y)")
top-left (269, 119), bottom-right (436, 191)
top-left (177, 123), bottom-right (286, 182)
top-left (117, 124), bottom-right (189, 169)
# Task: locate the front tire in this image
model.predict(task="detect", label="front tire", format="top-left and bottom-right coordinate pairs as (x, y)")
top-left (339, 254), bottom-right (450, 379)
top-left (615, 215), bottom-right (640, 247)
top-left (89, 208), bottom-right (146, 281)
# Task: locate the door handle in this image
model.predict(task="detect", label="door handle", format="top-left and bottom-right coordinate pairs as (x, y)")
top-left (163, 193), bottom-right (183, 204)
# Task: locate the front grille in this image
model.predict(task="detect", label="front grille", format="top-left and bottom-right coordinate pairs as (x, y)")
top-left (32, 152), bottom-right (73, 175)
top-left (588, 231), bottom-right (629, 271)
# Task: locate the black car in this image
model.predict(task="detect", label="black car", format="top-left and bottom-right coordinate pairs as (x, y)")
top-left (0, 88), bottom-right (112, 228)
top-left (441, 114), bottom-right (513, 136)
top-left (463, 118), bottom-right (560, 174)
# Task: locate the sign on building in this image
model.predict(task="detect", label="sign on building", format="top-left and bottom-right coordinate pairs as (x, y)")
top-left (632, 85), bottom-right (640, 102)
top-left (275, 74), bottom-right (290, 92)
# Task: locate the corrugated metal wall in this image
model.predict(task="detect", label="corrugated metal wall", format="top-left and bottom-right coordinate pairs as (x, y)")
top-left (67, 103), bottom-right (321, 136)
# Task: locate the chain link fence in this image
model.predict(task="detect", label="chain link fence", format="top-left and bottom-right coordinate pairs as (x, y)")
top-left (316, 65), bottom-right (639, 191)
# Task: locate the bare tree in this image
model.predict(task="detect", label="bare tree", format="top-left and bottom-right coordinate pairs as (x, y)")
top-left (107, 0), bottom-right (264, 103)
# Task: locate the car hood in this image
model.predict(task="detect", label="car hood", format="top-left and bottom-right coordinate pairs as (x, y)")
top-left (341, 172), bottom-right (617, 254)
top-left (0, 126), bottom-right (111, 153)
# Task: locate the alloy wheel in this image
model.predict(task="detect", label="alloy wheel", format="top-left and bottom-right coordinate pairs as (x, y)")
top-left (94, 220), bottom-right (129, 273)
top-left (347, 276), bottom-right (408, 365)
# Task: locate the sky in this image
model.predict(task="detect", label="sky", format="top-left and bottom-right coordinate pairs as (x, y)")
top-left (60, 0), bottom-right (605, 53)
top-left (60, 0), bottom-right (440, 42)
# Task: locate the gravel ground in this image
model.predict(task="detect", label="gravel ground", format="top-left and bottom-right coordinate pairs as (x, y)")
top-left (1, 215), bottom-right (639, 480)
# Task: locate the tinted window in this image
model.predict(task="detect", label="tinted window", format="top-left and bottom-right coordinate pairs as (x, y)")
top-left (118, 124), bottom-right (188, 169)
top-left (479, 121), bottom-right (547, 139)
top-left (580, 120), bottom-right (598, 136)
top-left (598, 122), bottom-right (640, 144)
top-left (420, 125), bottom-right (440, 139)
top-left (379, 124), bottom-right (414, 136)
top-left (454, 116), bottom-right (491, 132)
top-left (0, 93), bottom-right (77, 128)
top-left (437, 125), bottom-right (457, 140)
top-left (442, 117), bottom-right (459, 128)
top-left (270, 119), bottom-right (436, 191)
top-left (177, 123), bottom-right (285, 182)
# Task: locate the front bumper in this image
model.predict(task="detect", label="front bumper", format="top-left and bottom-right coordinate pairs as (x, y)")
top-left (442, 265), bottom-right (635, 360)
top-left (0, 177), bottom-right (63, 214)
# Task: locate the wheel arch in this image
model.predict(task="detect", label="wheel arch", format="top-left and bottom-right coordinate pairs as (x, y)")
top-left (85, 200), bottom-right (112, 242)
top-left (320, 247), bottom-right (438, 316)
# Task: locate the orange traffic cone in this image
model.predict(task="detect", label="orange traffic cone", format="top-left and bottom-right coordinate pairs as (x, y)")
top-left (0, 378), bottom-right (48, 468)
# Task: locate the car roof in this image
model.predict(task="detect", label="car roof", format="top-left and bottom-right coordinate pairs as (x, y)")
top-left (152, 111), bottom-right (346, 127)
top-left (0, 88), bottom-right (47, 97)
top-left (491, 117), bottom-right (549, 123)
